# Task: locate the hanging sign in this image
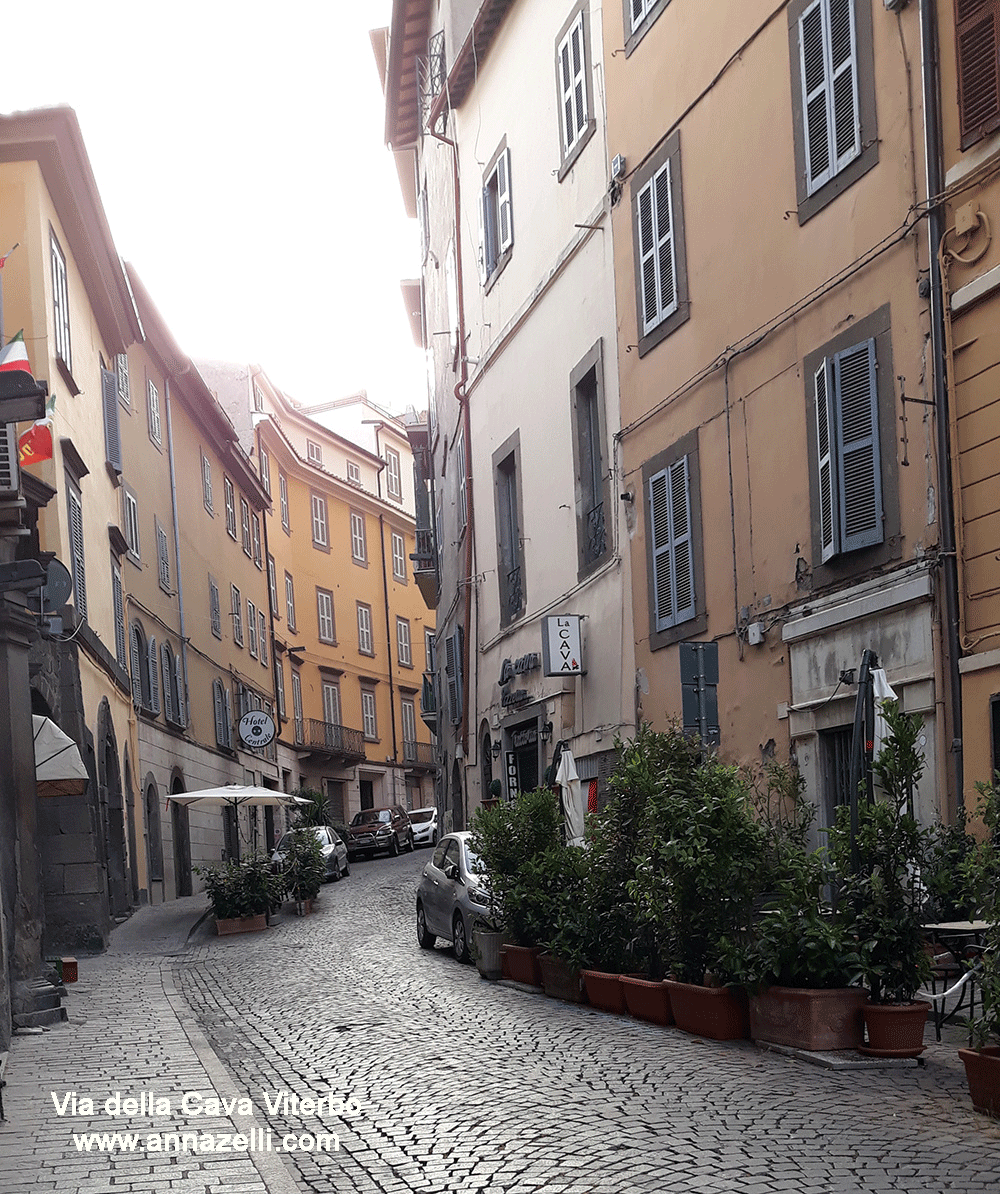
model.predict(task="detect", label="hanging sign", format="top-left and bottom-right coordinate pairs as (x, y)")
top-left (238, 710), bottom-right (276, 749)
top-left (542, 615), bottom-right (584, 676)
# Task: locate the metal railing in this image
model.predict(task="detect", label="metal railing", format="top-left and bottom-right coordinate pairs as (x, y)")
top-left (303, 719), bottom-right (366, 759)
top-left (402, 740), bottom-right (436, 768)
top-left (587, 500), bottom-right (606, 563)
top-left (506, 565), bottom-right (523, 619)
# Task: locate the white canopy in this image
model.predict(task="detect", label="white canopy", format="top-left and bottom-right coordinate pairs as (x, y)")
top-left (167, 785), bottom-right (310, 809)
top-left (33, 715), bottom-right (88, 796)
top-left (555, 749), bottom-right (586, 847)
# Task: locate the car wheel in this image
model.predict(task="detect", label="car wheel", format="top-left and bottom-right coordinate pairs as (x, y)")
top-left (431, 830), bottom-right (437, 846)
top-left (405, 830), bottom-right (415, 853)
top-left (452, 912), bottom-right (471, 964)
top-left (329, 858), bottom-right (341, 882)
top-left (416, 902), bottom-right (435, 949)
top-left (390, 834), bottom-right (400, 857)
top-left (342, 861), bottom-right (350, 877)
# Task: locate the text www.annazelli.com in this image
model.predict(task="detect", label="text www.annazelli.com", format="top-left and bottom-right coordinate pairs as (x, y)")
top-left (72, 1128), bottom-right (338, 1154)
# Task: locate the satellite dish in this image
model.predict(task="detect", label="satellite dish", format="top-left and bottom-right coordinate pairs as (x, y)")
top-left (41, 559), bottom-right (73, 612)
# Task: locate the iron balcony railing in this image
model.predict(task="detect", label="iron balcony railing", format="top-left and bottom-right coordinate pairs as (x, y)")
top-left (303, 719), bottom-right (366, 760)
top-left (507, 565), bottom-right (523, 619)
top-left (587, 500), bottom-right (606, 563)
top-left (402, 740), bottom-right (436, 768)
top-left (411, 527), bottom-right (436, 571)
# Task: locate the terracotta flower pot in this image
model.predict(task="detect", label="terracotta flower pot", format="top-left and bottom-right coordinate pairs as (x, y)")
top-left (749, 986), bottom-right (868, 1051)
top-left (501, 944), bottom-right (543, 987)
top-left (860, 1001), bottom-right (930, 1057)
top-left (664, 978), bottom-right (750, 1040)
top-left (958, 1046), bottom-right (1000, 1117)
top-left (621, 976), bottom-right (674, 1026)
top-left (582, 970), bottom-right (627, 1014)
top-left (538, 953), bottom-right (587, 1003)
top-left (215, 912), bottom-right (267, 936)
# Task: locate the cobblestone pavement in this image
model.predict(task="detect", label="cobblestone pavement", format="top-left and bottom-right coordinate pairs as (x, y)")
top-left (175, 853), bottom-right (1000, 1194)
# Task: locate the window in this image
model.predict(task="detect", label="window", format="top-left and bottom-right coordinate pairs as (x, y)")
top-left (456, 432), bottom-right (468, 531)
top-left (251, 512), bottom-right (262, 567)
top-left (156, 520), bottom-right (171, 592)
top-left (232, 584), bottom-right (244, 646)
top-left (247, 599), bottom-right (259, 658)
top-left (146, 635), bottom-right (160, 716)
top-left (209, 576), bottom-right (222, 638)
top-left (284, 572), bottom-right (297, 630)
top-left (123, 486), bottom-right (141, 561)
top-left (311, 493), bottom-right (329, 549)
top-left (213, 678), bottom-right (233, 749)
top-left (643, 429), bottom-right (705, 650)
top-left (350, 510), bottom-right (367, 563)
top-left (275, 658), bottom-right (286, 720)
top-left (202, 453), bottom-right (213, 512)
top-left (556, 7), bottom-right (593, 170)
top-left (397, 616), bottom-right (412, 667)
top-left (224, 477), bottom-right (237, 539)
top-left (481, 145), bottom-right (513, 283)
top-left (253, 383), bottom-right (264, 412)
top-left (291, 670), bottom-right (304, 744)
top-left (112, 559), bottom-right (127, 669)
top-left (385, 446), bottom-right (402, 499)
top-left (279, 471), bottom-right (290, 531)
top-left (147, 379), bottom-right (161, 445)
top-left (401, 698), bottom-right (417, 749)
top-left (632, 130), bottom-right (689, 353)
top-left (317, 588), bottom-right (336, 643)
top-left (789, 0), bottom-right (876, 222)
top-left (570, 341), bottom-right (610, 576)
top-left (445, 628), bottom-right (464, 725)
top-left (101, 367), bottom-right (122, 474)
top-left (258, 609), bottom-right (268, 667)
top-left (629, 0), bottom-right (661, 36)
top-left (240, 496), bottom-right (252, 556)
top-left (322, 680), bottom-right (341, 728)
top-left (361, 686), bottom-right (378, 740)
top-left (50, 230), bottom-right (71, 372)
top-left (66, 482), bottom-right (87, 620)
top-left (957, 0), bottom-right (1000, 148)
top-left (425, 628), bottom-right (436, 672)
top-left (160, 641), bottom-right (177, 725)
top-left (259, 447), bottom-right (271, 496)
top-left (267, 555), bottom-right (278, 618)
top-left (129, 621), bottom-right (147, 708)
top-left (115, 353), bottom-right (130, 406)
top-left (357, 602), bottom-right (374, 655)
top-left (680, 642), bottom-right (720, 748)
top-left (813, 337), bottom-right (883, 561)
top-left (391, 530), bottom-right (407, 581)
top-left (347, 460), bottom-right (362, 486)
top-left (494, 434), bottom-right (525, 625)
top-left (307, 439), bottom-right (323, 466)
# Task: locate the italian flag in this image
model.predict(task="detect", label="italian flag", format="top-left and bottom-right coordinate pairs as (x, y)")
top-left (0, 330), bottom-right (33, 380)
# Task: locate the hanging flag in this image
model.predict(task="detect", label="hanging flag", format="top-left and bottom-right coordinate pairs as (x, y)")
top-left (18, 420), bottom-right (53, 466)
top-left (0, 242), bottom-right (18, 268)
top-left (0, 330), bottom-right (33, 380)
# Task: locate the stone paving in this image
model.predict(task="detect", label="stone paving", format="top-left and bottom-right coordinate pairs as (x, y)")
top-left (1, 853), bottom-right (999, 1193)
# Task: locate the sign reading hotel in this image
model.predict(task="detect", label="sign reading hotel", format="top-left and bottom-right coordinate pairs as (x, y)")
top-left (542, 615), bottom-right (584, 677)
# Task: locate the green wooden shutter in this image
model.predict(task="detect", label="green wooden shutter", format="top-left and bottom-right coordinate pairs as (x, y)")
top-left (834, 338), bottom-right (883, 553)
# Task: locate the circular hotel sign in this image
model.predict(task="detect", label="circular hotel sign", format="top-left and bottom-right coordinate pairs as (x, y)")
top-left (238, 710), bottom-right (276, 748)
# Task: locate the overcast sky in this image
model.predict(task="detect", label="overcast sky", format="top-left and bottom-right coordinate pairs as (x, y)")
top-left (6, 0), bottom-right (425, 414)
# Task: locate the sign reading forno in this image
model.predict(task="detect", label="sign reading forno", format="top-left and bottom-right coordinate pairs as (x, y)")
top-left (542, 615), bottom-right (583, 677)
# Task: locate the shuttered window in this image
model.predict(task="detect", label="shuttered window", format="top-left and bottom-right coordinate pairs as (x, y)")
top-left (156, 522), bottom-right (170, 592)
top-left (252, 513), bottom-right (262, 567)
top-left (174, 652), bottom-right (186, 727)
top-left (275, 658), bottom-right (286, 720)
top-left (240, 496), bottom-right (252, 556)
top-left (202, 454), bottom-right (213, 511)
top-left (247, 599), bottom-right (259, 658)
top-left (798, 0), bottom-right (861, 195)
top-left (397, 616), bottom-right (412, 666)
top-left (557, 11), bottom-right (588, 157)
top-left (636, 160), bottom-right (678, 336)
top-left (361, 687), bottom-right (378, 740)
top-left (445, 628), bottom-right (464, 725)
top-left (279, 472), bottom-right (290, 530)
top-left (311, 493), bottom-right (329, 547)
top-left (67, 484), bottom-right (87, 620)
top-left (630, 0), bottom-right (658, 33)
top-left (258, 609), bottom-right (268, 667)
top-left (161, 642), bottom-right (175, 723)
top-left (285, 572), bottom-right (297, 630)
top-left (350, 511), bottom-right (367, 562)
top-left (482, 147), bottom-right (513, 281)
top-left (391, 530), bottom-right (406, 581)
top-left (648, 455), bottom-right (696, 632)
top-left (209, 577), bottom-right (222, 638)
top-left (291, 671), bottom-right (304, 744)
top-left (957, 0), bottom-right (1000, 147)
top-left (112, 559), bottom-right (127, 669)
top-left (213, 679), bottom-right (229, 747)
top-left (814, 337), bottom-right (883, 560)
top-left (50, 231), bottom-right (71, 371)
top-left (124, 488), bottom-right (140, 560)
top-left (130, 623), bottom-right (144, 707)
top-left (322, 680), bottom-right (341, 728)
top-left (147, 636), bottom-right (160, 715)
top-left (147, 379), bottom-right (161, 445)
top-left (357, 602), bottom-right (373, 655)
top-left (385, 446), bottom-right (402, 499)
top-left (115, 353), bottom-right (130, 405)
top-left (259, 447), bottom-right (271, 495)
top-left (232, 584), bottom-right (244, 646)
top-left (317, 588), bottom-right (335, 643)
top-left (101, 367), bottom-right (122, 473)
top-left (224, 477), bottom-right (237, 539)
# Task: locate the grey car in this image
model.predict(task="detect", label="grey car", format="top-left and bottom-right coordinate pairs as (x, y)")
top-left (271, 826), bottom-right (349, 882)
top-left (415, 831), bottom-right (492, 963)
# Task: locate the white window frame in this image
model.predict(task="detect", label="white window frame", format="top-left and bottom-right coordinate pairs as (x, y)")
top-left (210, 576), bottom-right (222, 639)
top-left (396, 616), bottom-right (412, 667)
top-left (276, 658), bottom-right (286, 720)
top-left (231, 583), bottom-right (244, 646)
top-left (50, 230), bottom-right (72, 371)
top-left (147, 379), bottom-right (162, 445)
top-left (268, 555), bottom-right (278, 619)
top-left (252, 512), bottom-right (263, 567)
top-left (636, 159), bottom-right (679, 336)
top-left (322, 680), bottom-right (341, 729)
top-left (115, 352), bottom-right (130, 405)
top-left (311, 493), bottom-right (329, 548)
top-left (240, 496), bottom-right (252, 556)
top-left (202, 453), bottom-right (213, 512)
top-left (279, 472), bottom-right (290, 531)
top-left (259, 447), bottom-right (271, 495)
top-left (258, 609), bottom-right (268, 666)
top-left (67, 482), bottom-right (87, 620)
top-left (347, 460), bottom-right (362, 486)
top-left (156, 521), bottom-right (171, 592)
top-left (350, 510), bottom-right (367, 563)
top-left (224, 476), bottom-right (237, 539)
top-left (401, 697), bottom-right (417, 748)
top-left (357, 602), bottom-right (373, 655)
top-left (291, 670), bottom-right (304, 744)
top-left (557, 10), bottom-right (589, 158)
top-left (317, 588), bottom-right (336, 643)
top-left (385, 446), bottom-right (402, 499)
top-left (481, 147), bottom-right (513, 282)
top-left (285, 572), bottom-right (297, 630)
top-left (112, 558), bottom-right (127, 669)
top-left (391, 530), bottom-right (406, 581)
top-left (361, 687), bottom-right (378, 740)
top-left (247, 599), bottom-right (259, 658)
top-left (629, 0), bottom-right (658, 34)
top-left (124, 487), bottom-right (141, 561)
top-left (456, 432), bottom-right (468, 531)
top-left (307, 439), bottom-right (323, 466)
top-left (798, 0), bottom-right (861, 197)
top-left (648, 455), bottom-right (696, 632)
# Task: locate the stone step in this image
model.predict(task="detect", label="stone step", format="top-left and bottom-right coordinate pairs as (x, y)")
top-left (13, 1006), bottom-right (68, 1029)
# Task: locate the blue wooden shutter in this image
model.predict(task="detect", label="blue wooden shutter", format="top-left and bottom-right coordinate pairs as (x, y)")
top-left (834, 338), bottom-right (882, 553)
top-left (101, 367), bottom-right (122, 473)
top-left (828, 0), bottom-right (860, 173)
top-left (800, 0), bottom-right (860, 194)
top-left (815, 361), bottom-right (838, 562)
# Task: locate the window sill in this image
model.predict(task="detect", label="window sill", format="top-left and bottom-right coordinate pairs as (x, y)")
top-left (484, 248), bottom-right (512, 295)
top-left (648, 611), bottom-right (707, 653)
top-left (352, 557), bottom-right (369, 568)
top-left (624, 0), bottom-right (673, 58)
top-left (557, 121), bottom-right (596, 183)
top-left (637, 301), bottom-right (690, 358)
top-left (311, 540), bottom-right (331, 554)
top-left (56, 356), bottom-right (80, 396)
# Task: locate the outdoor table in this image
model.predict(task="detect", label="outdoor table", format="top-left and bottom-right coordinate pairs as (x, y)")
top-left (923, 921), bottom-right (990, 1040)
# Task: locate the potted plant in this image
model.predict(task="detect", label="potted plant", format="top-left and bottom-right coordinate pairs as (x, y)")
top-left (827, 700), bottom-right (932, 1056)
top-left (198, 853), bottom-right (282, 934)
top-left (533, 842), bottom-right (591, 1004)
top-left (958, 779), bottom-right (1000, 1116)
top-left (280, 829), bottom-right (326, 914)
top-left (629, 741), bottom-right (765, 1040)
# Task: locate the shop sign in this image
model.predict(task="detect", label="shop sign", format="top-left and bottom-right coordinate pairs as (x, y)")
top-left (542, 615), bottom-right (583, 676)
top-left (511, 725), bottom-right (538, 749)
top-left (506, 751), bottom-right (518, 795)
top-left (499, 652), bottom-right (541, 685)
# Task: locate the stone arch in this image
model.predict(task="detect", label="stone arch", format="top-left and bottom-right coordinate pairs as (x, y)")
top-left (143, 772), bottom-right (165, 904)
top-left (96, 698), bottom-right (130, 919)
top-left (169, 769), bottom-right (192, 898)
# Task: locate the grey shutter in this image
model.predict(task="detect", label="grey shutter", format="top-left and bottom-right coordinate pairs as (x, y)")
top-left (68, 487), bottom-right (87, 619)
top-left (800, 0), bottom-right (831, 190)
top-left (115, 353), bottom-right (130, 404)
top-left (957, 0), bottom-right (1000, 147)
top-left (112, 562), bottom-right (127, 668)
top-left (174, 653), bottom-right (186, 727)
top-left (147, 636), bottom-right (160, 714)
top-left (800, 0), bottom-right (860, 195)
top-left (214, 681), bottom-right (226, 745)
top-left (223, 687), bottom-right (233, 747)
top-left (129, 625), bottom-right (142, 707)
top-left (637, 178), bottom-right (658, 333)
top-left (558, 15), bottom-right (586, 153)
top-left (157, 524), bottom-right (170, 590)
top-left (829, 0), bottom-right (860, 171)
top-left (446, 628), bottom-right (463, 725)
top-left (0, 425), bottom-right (19, 494)
top-left (161, 643), bottom-right (174, 723)
top-left (481, 185), bottom-right (494, 277)
top-left (637, 161), bottom-right (675, 334)
top-left (815, 362), bottom-right (838, 562)
top-left (669, 457), bottom-right (696, 625)
top-left (680, 642), bottom-right (720, 747)
top-left (834, 338), bottom-right (883, 552)
top-left (649, 468), bottom-right (674, 630)
top-left (101, 367), bottom-right (122, 473)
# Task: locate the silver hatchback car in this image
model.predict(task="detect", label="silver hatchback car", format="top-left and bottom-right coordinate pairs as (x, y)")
top-left (415, 831), bottom-right (492, 963)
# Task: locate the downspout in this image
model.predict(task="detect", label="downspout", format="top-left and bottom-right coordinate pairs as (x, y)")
top-left (428, 123), bottom-right (474, 760)
top-left (370, 421), bottom-right (399, 788)
top-left (163, 380), bottom-right (189, 734)
top-left (255, 420), bottom-right (282, 747)
top-left (919, 0), bottom-right (963, 810)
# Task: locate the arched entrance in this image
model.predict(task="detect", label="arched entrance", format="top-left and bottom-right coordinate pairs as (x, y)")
top-left (170, 774), bottom-right (192, 897)
top-left (97, 700), bottom-right (129, 919)
top-left (144, 777), bottom-right (165, 904)
top-left (451, 759), bottom-right (464, 831)
top-left (123, 756), bottom-right (140, 906)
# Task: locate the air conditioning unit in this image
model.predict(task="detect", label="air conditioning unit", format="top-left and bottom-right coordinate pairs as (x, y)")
top-left (611, 154), bottom-right (626, 181)
top-left (0, 424), bottom-right (20, 495)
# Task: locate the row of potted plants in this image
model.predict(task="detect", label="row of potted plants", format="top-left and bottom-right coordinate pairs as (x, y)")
top-left (470, 708), bottom-right (1000, 1118)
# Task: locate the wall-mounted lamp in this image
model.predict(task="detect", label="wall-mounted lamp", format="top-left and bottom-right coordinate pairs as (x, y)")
top-left (491, 739), bottom-right (502, 760)
top-left (541, 721), bottom-right (554, 744)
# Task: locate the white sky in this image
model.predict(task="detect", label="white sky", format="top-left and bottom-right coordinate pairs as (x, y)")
top-left (6, 0), bottom-right (425, 414)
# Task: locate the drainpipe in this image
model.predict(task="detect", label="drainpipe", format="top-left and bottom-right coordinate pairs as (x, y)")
top-left (163, 380), bottom-right (189, 733)
top-left (919, 0), bottom-right (963, 811)
top-left (379, 512), bottom-right (399, 772)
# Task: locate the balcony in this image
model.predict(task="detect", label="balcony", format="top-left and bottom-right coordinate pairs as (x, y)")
top-left (300, 719), bottom-right (366, 763)
top-left (411, 526), bottom-right (438, 609)
top-left (402, 740), bottom-right (436, 771)
top-left (420, 671), bottom-right (437, 735)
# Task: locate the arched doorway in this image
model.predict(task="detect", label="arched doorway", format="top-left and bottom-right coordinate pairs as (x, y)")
top-left (144, 778), bottom-right (165, 904)
top-left (170, 775), bottom-right (192, 897)
top-left (123, 756), bottom-right (140, 906)
top-left (451, 759), bottom-right (464, 832)
top-left (97, 700), bottom-right (129, 919)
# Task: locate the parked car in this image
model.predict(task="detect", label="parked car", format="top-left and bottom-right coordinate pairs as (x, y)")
top-left (345, 806), bottom-right (414, 860)
top-left (415, 831), bottom-right (492, 964)
top-left (271, 826), bottom-right (349, 882)
top-left (408, 806), bottom-right (439, 847)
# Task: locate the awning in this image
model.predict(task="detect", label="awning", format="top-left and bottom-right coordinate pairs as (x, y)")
top-left (33, 715), bottom-right (88, 796)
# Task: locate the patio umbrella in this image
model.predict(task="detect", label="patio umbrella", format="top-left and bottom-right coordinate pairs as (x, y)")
top-left (555, 749), bottom-right (585, 847)
top-left (167, 785), bottom-right (309, 810)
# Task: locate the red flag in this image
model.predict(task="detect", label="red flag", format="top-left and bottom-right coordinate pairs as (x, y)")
top-left (18, 421), bottom-right (53, 466)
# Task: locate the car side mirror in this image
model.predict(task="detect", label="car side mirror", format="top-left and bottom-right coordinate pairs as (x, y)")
top-left (445, 863), bottom-right (461, 882)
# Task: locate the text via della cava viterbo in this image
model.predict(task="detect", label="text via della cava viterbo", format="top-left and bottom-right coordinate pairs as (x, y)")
top-left (51, 1089), bottom-right (362, 1119)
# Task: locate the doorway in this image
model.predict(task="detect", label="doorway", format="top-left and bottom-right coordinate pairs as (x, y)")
top-left (359, 779), bottom-right (374, 810)
top-left (170, 777), bottom-right (193, 896)
top-left (508, 718), bottom-right (539, 795)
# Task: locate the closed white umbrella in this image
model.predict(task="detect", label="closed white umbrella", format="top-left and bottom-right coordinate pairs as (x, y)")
top-left (555, 749), bottom-right (585, 847)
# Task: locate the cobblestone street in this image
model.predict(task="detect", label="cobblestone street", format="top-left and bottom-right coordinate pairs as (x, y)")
top-left (2, 853), bottom-right (999, 1193)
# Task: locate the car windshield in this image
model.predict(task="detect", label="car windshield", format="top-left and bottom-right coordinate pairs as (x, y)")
top-left (464, 845), bottom-right (485, 875)
top-left (351, 810), bottom-right (391, 825)
top-left (409, 809), bottom-right (435, 824)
